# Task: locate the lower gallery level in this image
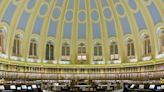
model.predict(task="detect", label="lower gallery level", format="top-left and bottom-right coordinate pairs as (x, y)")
top-left (0, 61), bottom-right (164, 91)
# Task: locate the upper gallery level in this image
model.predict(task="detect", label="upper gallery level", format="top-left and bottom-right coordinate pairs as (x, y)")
top-left (0, 0), bottom-right (163, 66)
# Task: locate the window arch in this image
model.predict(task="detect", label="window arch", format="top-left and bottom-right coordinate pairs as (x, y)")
top-left (143, 35), bottom-right (151, 56)
top-left (29, 39), bottom-right (37, 58)
top-left (127, 39), bottom-right (135, 59)
top-left (12, 34), bottom-right (22, 56)
top-left (110, 41), bottom-right (119, 60)
top-left (61, 42), bottom-right (70, 60)
top-left (78, 43), bottom-right (86, 61)
top-left (93, 42), bottom-right (102, 61)
top-left (159, 28), bottom-right (164, 54)
top-left (0, 29), bottom-right (6, 53)
top-left (45, 41), bottom-right (54, 60)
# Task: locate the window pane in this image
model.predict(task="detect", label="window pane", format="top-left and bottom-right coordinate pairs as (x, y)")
top-left (78, 47), bottom-right (81, 54)
top-left (131, 43), bottom-right (135, 56)
top-left (94, 46), bottom-right (97, 56)
top-left (148, 40), bottom-right (151, 54)
top-left (46, 44), bottom-right (49, 60)
top-left (161, 36), bottom-right (164, 52)
top-left (82, 47), bottom-right (86, 53)
top-left (17, 40), bottom-right (20, 56)
top-left (144, 40), bottom-right (147, 55)
top-left (115, 45), bottom-right (118, 54)
top-left (99, 46), bottom-right (102, 56)
top-left (110, 45), bottom-right (113, 54)
top-left (34, 43), bottom-right (37, 56)
top-left (62, 46), bottom-right (65, 56)
top-left (127, 44), bottom-right (130, 56)
top-left (66, 47), bottom-right (70, 56)
top-left (13, 39), bottom-right (16, 55)
top-left (50, 45), bottom-right (54, 60)
top-left (29, 43), bottom-right (33, 55)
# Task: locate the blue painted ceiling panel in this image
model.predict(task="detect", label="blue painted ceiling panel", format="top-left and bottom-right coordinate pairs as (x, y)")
top-left (63, 23), bottom-right (72, 39)
top-left (48, 20), bottom-right (58, 36)
top-left (101, 0), bottom-right (108, 7)
top-left (68, 0), bottom-right (74, 9)
top-left (120, 17), bottom-right (132, 34)
top-left (33, 16), bottom-right (44, 34)
top-left (90, 0), bottom-right (97, 9)
top-left (2, 2), bottom-right (16, 24)
top-left (106, 20), bottom-right (116, 37)
top-left (27, 0), bottom-right (36, 9)
top-left (134, 11), bottom-right (147, 30)
top-left (79, 0), bottom-right (85, 9)
top-left (78, 23), bottom-right (86, 39)
top-left (92, 23), bottom-right (101, 39)
top-left (147, 2), bottom-right (162, 25)
top-left (17, 11), bottom-right (30, 30)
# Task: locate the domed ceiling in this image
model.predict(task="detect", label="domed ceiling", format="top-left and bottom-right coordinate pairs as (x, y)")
top-left (0, 0), bottom-right (163, 64)
top-left (1, 0), bottom-right (163, 38)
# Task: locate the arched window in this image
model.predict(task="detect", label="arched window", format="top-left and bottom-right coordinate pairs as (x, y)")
top-left (110, 42), bottom-right (119, 60)
top-left (127, 39), bottom-right (135, 59)
top-left (160, 28), bottom-right (164, 54)
top-left (13, 34), bottom-right (22, 56)
top-left (29, 39), bottom-right (37, 58)
top-left (45, 42), bottom-right (54, 60)
top-left (78, 43), bottom-right (86, 61)
top-left (143, 35), bottom-right (151, 56)
top-left (0, 30), bottom-right (5, 53)
top-left (61, 42), bottom-right (70, 60)
top-left (94, 43), bottom-right (102, 61)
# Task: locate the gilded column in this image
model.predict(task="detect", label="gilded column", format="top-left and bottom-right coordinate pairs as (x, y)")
top-left (70, 0), bottom-right (79, 64)
top-left (55, 0), bottom-right (68, 64)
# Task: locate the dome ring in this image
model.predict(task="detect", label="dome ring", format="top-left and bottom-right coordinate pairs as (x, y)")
top-left (115, 3), bottom-right (126, 17)
top-left (91, 9), bottom-right (100, 23)
top-left (38, 2), bottom-right (49, 17)
top-left (78, 10), bottom-right (87, 23)
top-left (65, 9), bottom-right (74, 22)
top-left (103, 7), bottom-right (113, 21)
top-left (127, 0), bottom-right (139, 13)
top-left (51, 6), bottom-right (61, 21)
top-left (26, 0), bottom-right (37, 12)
